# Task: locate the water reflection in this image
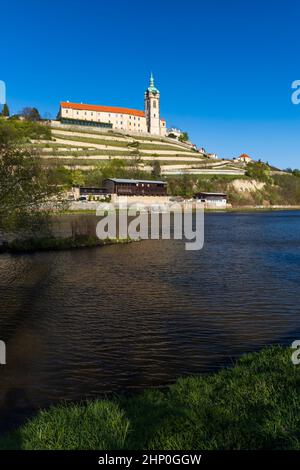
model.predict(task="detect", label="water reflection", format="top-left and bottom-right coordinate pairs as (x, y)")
top-left (0, 211), bottom-right (300, 419)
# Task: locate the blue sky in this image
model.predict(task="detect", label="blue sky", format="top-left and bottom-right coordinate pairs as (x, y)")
top-left (1, 0), bottom-right (300, 168)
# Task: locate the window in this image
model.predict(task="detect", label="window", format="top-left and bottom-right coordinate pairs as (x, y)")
top-left (65, 110), bottom-right (68, 113)
top-left (153, 100), bottom-right (157, 108)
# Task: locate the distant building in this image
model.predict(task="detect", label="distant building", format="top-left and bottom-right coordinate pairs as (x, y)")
top-left (194, 192), bottom-right (227, 208)
top-left (79, 187), bottom-right (106, 197)
top-left (206, 153), bottom-right (219, 159)
top-left (238, 153), bottom-right (252, 163)
top-left (167, 127), bottom-right (182, 139)
top-left (103, 178), bottom-right (167, 196)
top-left (57, 74), bottom-right (166, 136)
top-left (71, 187), bottom-right (106, 200)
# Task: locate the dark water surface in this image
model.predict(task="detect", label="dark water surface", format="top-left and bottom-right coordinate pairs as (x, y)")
top-left (0, 211), bottom-right (300, 423)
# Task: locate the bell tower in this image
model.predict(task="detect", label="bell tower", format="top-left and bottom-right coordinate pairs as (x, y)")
top-left (144, 73), bottom-right (161, 135)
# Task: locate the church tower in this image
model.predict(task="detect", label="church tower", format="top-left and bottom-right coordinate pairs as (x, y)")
top-left (144, 73), bottom-right (161, 135)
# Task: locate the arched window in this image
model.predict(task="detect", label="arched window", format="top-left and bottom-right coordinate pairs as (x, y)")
top-left (153, 100), bottom-right (157, 108)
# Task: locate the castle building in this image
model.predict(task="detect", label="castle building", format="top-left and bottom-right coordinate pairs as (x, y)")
top-left (58, 74), bottom-right (166, 136)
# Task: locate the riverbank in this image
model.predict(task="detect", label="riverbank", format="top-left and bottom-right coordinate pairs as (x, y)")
top-left (61, 204), bottom-right (300, 215)
top-left (0, 346), bottom-right (299, 450)
top-left (0, 234), bottom-right (132, 253)
top-left (226, 205), bottom-right (300, 212)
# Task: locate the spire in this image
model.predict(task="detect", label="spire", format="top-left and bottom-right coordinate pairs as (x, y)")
top-left (150, 72), bottom-right (154, 88)
top-left (147, 72), bottom-right (159, 94)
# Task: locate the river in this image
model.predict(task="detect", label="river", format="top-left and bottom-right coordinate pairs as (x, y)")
top-left (0, 211), bottom-right (300, 427)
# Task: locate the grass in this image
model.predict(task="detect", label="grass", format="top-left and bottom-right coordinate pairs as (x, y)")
top-left (1, 346), bottom-right (300, 450)
top-left (51, 133), bottom-right (192, 152)
top-left (51, 126), bottom-right (191, 145)
top-left (40, 149), bottom-right (203, 158)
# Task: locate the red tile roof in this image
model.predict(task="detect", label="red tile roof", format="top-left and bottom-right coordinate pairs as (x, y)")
top-left (60, 101), bottom-right (145, 118)
top-left (239, 153), bottom-right (252, 159)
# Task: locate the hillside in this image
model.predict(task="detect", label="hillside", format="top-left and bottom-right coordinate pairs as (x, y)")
top-left (2, 118), bottom-right (298, 208)
top-left (32, 122), bottom-right (246, 176)
top-left (166, 172), bottom-right (300, 206)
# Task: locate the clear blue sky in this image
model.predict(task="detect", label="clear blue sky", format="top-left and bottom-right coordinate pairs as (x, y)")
top-left (2, 0), bottom-right (300, 169)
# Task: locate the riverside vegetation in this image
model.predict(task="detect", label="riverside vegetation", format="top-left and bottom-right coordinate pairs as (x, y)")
top-left (0, 346), bottom-right (299, 450)
top-left (1, 117), bottom-right (300, 252)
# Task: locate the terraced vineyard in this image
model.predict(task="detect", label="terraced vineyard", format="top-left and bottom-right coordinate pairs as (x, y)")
top-left (34, 123), bottom-right (245, 176)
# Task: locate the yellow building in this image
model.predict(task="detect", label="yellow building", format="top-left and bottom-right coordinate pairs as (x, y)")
top-left (58, 74), bottom-right (166, 136)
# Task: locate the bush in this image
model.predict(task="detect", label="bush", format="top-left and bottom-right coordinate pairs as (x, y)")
top-left (245, 161), bottom-right (271, 182)
top-left (0, 118), bottom-right (51, 144)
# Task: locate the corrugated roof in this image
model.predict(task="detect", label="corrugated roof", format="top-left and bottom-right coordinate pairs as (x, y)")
top-left (61, 101), bottom-right (145, 118)
top-left (195, 192), bottom-right (227, 197)
top-left (105, 178), bottom-right (166, 185)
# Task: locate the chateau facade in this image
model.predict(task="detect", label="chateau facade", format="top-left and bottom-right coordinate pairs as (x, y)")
top-left (58, 74), bottom-right (166, 136)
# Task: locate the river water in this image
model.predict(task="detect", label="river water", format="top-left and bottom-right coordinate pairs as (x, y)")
top-left (0, 211), bottom-right (300, 425)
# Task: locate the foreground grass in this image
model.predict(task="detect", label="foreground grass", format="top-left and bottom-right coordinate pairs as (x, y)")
top-left (1, 346), bottom-right (300, 450)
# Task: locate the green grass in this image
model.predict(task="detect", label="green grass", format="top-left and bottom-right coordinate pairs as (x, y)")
top-left (52, 133), bottom-right (192, 152)
top-left (51, 126), bottom-right (191, 145)
top-left (31, 142), bottom-right (87, 149)
top-left (1, 346), bottom-right (300, 450)
top-left (39, 148), bottom-right (203, 158)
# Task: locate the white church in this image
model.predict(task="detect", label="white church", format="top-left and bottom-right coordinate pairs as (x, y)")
top-left (58, 74), bottom-right (166, 136)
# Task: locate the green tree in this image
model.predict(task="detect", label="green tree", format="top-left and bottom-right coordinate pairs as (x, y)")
top-left (101, 159), bottom-right (127, 180)
top-left (1, 103), bottom-right (10, 117)
top-left (245, 161), bottom-right (272, 182)
top-left (0, 118), bottom-right (51, 143)
top-left (128, 153), bottom-right (142, 176)
top-left (179, 132), bottom-right (189, 142)
top-left (151, 159), bottom-right (161, 178)
top-left (21, 107), bottom-right (41, 122)
top-left (0, 143), bottom-right (64, 237)
top-left (70, 169), bottom-right (85, 187)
